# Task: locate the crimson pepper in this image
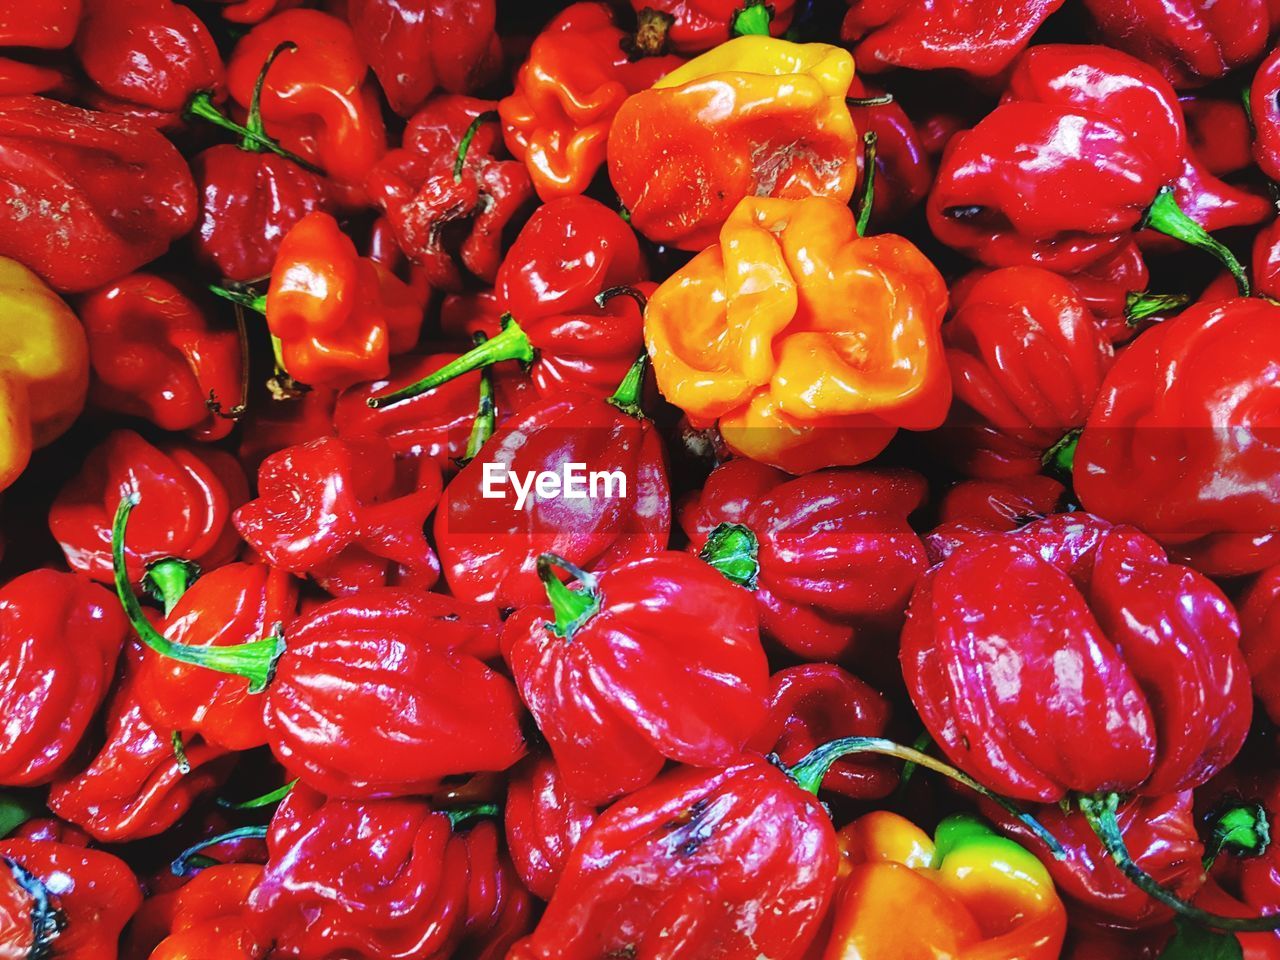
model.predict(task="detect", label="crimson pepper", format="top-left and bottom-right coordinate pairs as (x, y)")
top-left (925, 474), bottom-right (1065, 563)
top-left (1084, 0), bottom-right (1277, 89)
top-left (746, 664), bottom-right (897, 801)
top-left (208, 0), bottom-right (299, 24)
top-left (234, 435), bottom-right (441, 596)
top-left (348, 0), bottom-right (500, 117)
top-left (1242, 564), bottom-right (1280, 726)
top-left (847, 76), bottom-right (932, 226)
top-left (1075, 297), bottom-right (1280, 576)
top-left (80, 274), bottom-right (244, 441)
top-left (680, 460), bottom-right (929, 662)
top-left (1196, 769), bottom-right (1280, 940)
top-left (504, 753), bottom-right (598, 901)
top-left (0, 570), bottom-right (127, 786)
top-left (1183, 95), bottom-right (1255, 176)
top-left (142, 863), bottom-right (271, 960)
top-left (1254, 46), bottom-right (1280, 183)
top-left (0, 96), bottom-right (196, 293)
top-left (939, 266), bottom-right (1114, 479)
top-left (502, 551), bottom-right (768, 805)
top-left (49, 429), bottom-right (248, 589)
top-left (902, 511), bottom-right (1251, 803)
top-left (841, 0), bottom-right (1064, 76)
top-left (248, 784), bottom-right (522, 958)
top-left (0, 840), bottom-right (141, 959)
top-left (0, 1), bottom-right (81, 48)
top-left (499, 3), bottom-right (684, 200)
top-left (368, 196), bottom-right (648, 407)
top-left (928, 45), bottom-right (1253, 287)
top-left (366, 95), bottom-right (534, 291)
top-left (237, 386), bottom-right (336, 474)
top-left (225, 9), bottom-right (386, 191)
top-left (433, 357), bottom-right (670, 609)
top-left (75, 0), bottom-right (224, 126)
top-left (8, 820), bottom-right (90, 847)
top-left (48, 641), bottom-right (236, 843)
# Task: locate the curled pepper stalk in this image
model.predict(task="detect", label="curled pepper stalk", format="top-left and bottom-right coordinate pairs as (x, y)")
top-left (4, 857), bottom-right (64, 957)
top-left (454, 111), bottom-right (499, 184)
top-left (112, 494), bottom-right (286, 694)
top-left (171, 826), bottom-right (270, 877)
top-left (1141, 187), bottom-right (1251, 295)
top-left (207, 302), bottom-right (252, 422)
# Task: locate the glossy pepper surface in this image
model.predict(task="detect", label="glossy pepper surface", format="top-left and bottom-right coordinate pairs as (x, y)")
top-left (820, 812), bottom-right (1066, 958)
top-left (504, 753), bottom-right (597, 901)
top-left (1243, 564), bottom-right (1280, 726)
top-left (143, 863), bottom-right (270, 960)
top-left (0, 96), bottom-right (196, 292)
top-left (81, 273), bottom-right (243, 441)
top-left (1254, 47), bottom-right (1280, 183)
top-left (609, 37), bottom-right (858, 250)
top-left (846, 75), bottom-right (933, 226)
top-left (499, 3), bottom-right (683, 200)
top-left (0, 0), bottom-right (81, 48)
top-left (502, 551), bottom-right (769, 805)
top-left (0, 570), bottom-right (126, 786)
top-left (0, 257), bottom-right (88, 489)
top-left (646, 196), bottom-right (950, 473)
top-left (901, 512), bottom-right (1251, 802)
top-left (1075, 297), bottom-right (1280, 576)
top-left (508, 754), bottom-right (837, 960)
top-left (681, 460), bottom-right (929, 661)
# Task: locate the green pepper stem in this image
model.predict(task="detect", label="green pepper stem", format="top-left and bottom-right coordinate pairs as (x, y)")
top-left (185, 92), bottom-right (320, 172)
top-left (699, 523), bottom-right (760, 590)
top-left (170, 731), bottom-right (191, 775)
top-left (732, 1), bottom-right (773, 36)
top-left (537, 553), bottom-right (601, 640)
top-left (1203, 800), bottom-right (1271, 871)
top-left (244, 41), bottom-right (296, 149)
top-left (1080, 793), bottom-right (1280, 933)
top-left (4, 858), bottom-right (62, 953)
top-left (1143, 187), bottom-right (1250, 296)
top-left (171, 826), bottom-right (270, 877)
top-left (445, 803), bottom-right (500, 830)
top-left (143, 558), bottom-right (200, 616)
top-left (855, 131), bottom-right (878, 237)
top-left (1042, 428), bottom-right (1080, 477)
top-left (367, 314), bottom-right (534, 410)
top-left (218, 779), bottom-right (297, 811)
top-left (595, 285), bottom-right (649, 316)
top-left (208, 284), bottom-right (267, 314)
top-left (461, 333), bottom-right (496, 464)
top-left (113, 495), bottom-right (285, 694)
top-left (1125, 291), bottom-right (1192, 326)
top-left (787, 736), bottom-right (1065, 857)
top-left (607, 352), bottom-right (649, 418)
top-left (454, 111), bottom-right (498, 183)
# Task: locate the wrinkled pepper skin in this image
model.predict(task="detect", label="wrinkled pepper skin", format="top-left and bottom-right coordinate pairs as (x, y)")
top-left (225, 10), bottom-right (386, 189)
top-left (0, 570), bottom-right (127, 786)
top-left (841, 0), bottom-right (1064, 76)
top-left (0, 257), bottom-right (88, 489)
top-left (985, 791), bottom-right (1203, 930)
top-left (647, 196), bottom-right (950, 473)
top-left (75, 0), bottom-right (224, 124)
top-left (925, 475), bottom-right (1065, 563)
top-left (500, 3), bottom-right (682, 200)
top-left (265, 212), bottom-right (425, 390)
top-left (81, 273), bottom-right (243, 441)
top-left (821, 812), bottom-right (1066, 958)
top-left (609, 37), bottom-right (858, 250)
top-left (144, 864), bottom-right (270, 960)
top-left (630, 0), bottom-right (795, 52)
top-left (249, 784), bottom-right (519, 960)
top-left (348, 0), bottom-right (500, 117)
top-left (1084, 0), bottom-right (1277, 88)
top-left (262, 588), bottom-right (525, 798)
top-left (1242, 565), bottom-right (1280, 725)
top-left (509, 756), bottom-right (837, 960)
top-left (50, 430), bottom-right (248, 585)
top-left (367, 96), bottom-right (533, 290)
top-left (747, 665), bottom-right (896, 801)
top-left (903, 512), bottom-right (1251, 803)
top-left (234, 435), bottom-right (440, 595)
top-left (503, 552), bottom-right (768, 805)
top-left (1076, 297), bottom-right (1280, 576)
top-left (504, 753), bottom-right (598, 901)
top-left (0, 840), bottom-right (141, 960)
top-left (941, 266), bottom-right (1114, 478)
top-left (0, 96), bottom-right (196, 292)
top-left (680, 461), bottom-right (929, 661)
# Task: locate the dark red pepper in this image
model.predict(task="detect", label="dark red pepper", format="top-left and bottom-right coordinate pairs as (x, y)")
top-left (925, 474), bottom-right (1065, 563)
top-left (1242, 564), bottom-right (1280, 726)
top-left (1182, 94), bottom-right (1255, 176)
top-left (847, 76), bottom-right (932, 226)
top-left (503, 753), bottom-right (598, 901)
top-left (236, 387), bottom-right (337, 474)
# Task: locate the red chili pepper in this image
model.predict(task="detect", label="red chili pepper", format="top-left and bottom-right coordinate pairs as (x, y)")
top-left (0, 96), bottom-right (197, 293)
top-left (433, 357), bottom-right (670, 609)
top-left (1242, 564), bottom-right (1280, 726)
top-left (8, 820), bottom-right (90, 847)
top-left (847, 76), bottom-right (932, 225)
top-left (925, 475), bottom-right (1065, 563)
top-left (746, 664), bottom-right (897, 801)
top-left (75, 0), bottom-right (224, 126)
top-left (503, 753), bottom-right (598, 900)
top-left (939, 266), bottom-right (1114, 479)
top-left (680, 460), bottom-right (929, 662)
top-left (1182, 95), bottom-right (1255, 176)
top-left (841, 0), bottom-right (1065, 76)
top-left (928, 45), bottom-right (1252, 288)
top-left (49, 429), bottom-right (248, 587)
top-left (1253, 47), bottom-right (1280, 183)
top-left (366, 96), bottom-right (534, 291)
top-left (143, 863), bottom-right (272, 960)
top-left (902, 512), bottom-right (1251, 803)
top-left (0, 840), bottom-right (142, 960)
top-left (0, 570), bottom-right (127, 786)
top-left (237, 387), bottom-right (337, 474)
top-left (1075, 297), bottom-right (1280, 576)
top-left (348, 0), bottom-right (501, 117)
top-left (500, 3), bottom-right (684, 200)
top-left (502, 551), bottom-right (769, 805)
top-left (0, 0), bottom-right (81, 48)
top-left (234, 435), bottom-right (441, 595)
top-left (80, 273), bottom-right (244, 441)
top-left (208, 0), bottom-right (299, 24)
top-left (225, 9), bottom-right (387, 190)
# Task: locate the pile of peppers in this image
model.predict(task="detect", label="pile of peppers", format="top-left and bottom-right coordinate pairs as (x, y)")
top-left (2, 1), bottom-right (1280, 958)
